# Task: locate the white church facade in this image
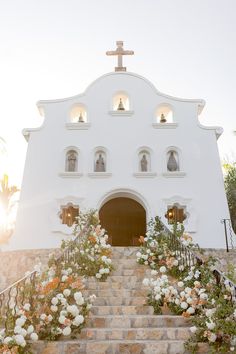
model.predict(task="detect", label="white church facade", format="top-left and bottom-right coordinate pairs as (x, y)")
top-left (11, 42), bottom-right (230, 250)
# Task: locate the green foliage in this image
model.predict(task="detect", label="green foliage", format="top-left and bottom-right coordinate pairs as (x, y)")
top-left (224, 163), bottom-right (236, 232)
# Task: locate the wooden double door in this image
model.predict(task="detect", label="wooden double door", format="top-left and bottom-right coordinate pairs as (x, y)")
top-left (99, 197), bottom-right (146, 246)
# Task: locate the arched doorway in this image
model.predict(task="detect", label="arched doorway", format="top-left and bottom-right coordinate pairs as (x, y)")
top-left (99, 197), bottom-right (146, 246)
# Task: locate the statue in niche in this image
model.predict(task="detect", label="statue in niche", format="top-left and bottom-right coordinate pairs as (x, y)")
top-left (167, 151), bottom-right (178, 171)
top-left (78, 112), bottom-right (84, 123)
top-left (95, 153), bottom-right (105, 172)
top-left (67, 151), bottom-right (77, 172)
top-left (117, 98), bottom-right (125, 111)
top-left (140, 154), bottom-right (148, 172)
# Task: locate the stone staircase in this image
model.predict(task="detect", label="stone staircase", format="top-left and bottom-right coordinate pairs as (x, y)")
top-left (79, 247), bottom-right (192, 354)
top-left (32, 247), bottom-right (208, 353)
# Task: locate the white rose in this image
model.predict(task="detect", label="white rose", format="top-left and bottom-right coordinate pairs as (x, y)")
top-left (67, 305), bottom-right (79, 317)
top-left (142, 278), bottom-right (149, 286)
top-left (190, 326), bottom-right (197, 333)
top-left (61, 275), bottom-right (68, 282)
top-left (159, 266), bottom-right (167, 273)
top-left (48, 315), bottom-right (53, 322)
top-left (14, 334), bottom-right (26, 347)
top-left (27, 325), bottom-right (34, 334)
top-left (15, 317), bottom-right (26, 327)
top-left (59, 315), bottom-right (66, 324)
top-left (63, 289), bottom-right (71, 297)
top-left (151, 270), bottom-right (158, 276)
top-left (180, 302), bottom-right (188, 309)
top-left (186, 307), bottom-right (195, 315)
top-left (73, 315), bottom-right (84, 326)
top-left (208, 333), bottom-right (217, 342)
top-left (206, 321), bottom-right (216, 330)
top-left (76, 297), bottom-right (85, 306)
top-left (74, 292), bottom-right (82, 301)
top-left (62, 326), bottom-right (71, 336)
top-left (14, 325), bottom-right (22, 334)
top-left (136, 252), bottom-right (141, 258)
top-left (3, 336), bottom-right (13, 345)
top-left (155, 294), bottom-right (161, 301)
top-left (50, 305), bottom-right (58, 312)
top-left (40, 314), bottom-right (47, 321)
top-left (96, 273), bottom-right (102, 279)
top-left (30, 333), bottom-right (38, 341)
top-left (23, 303), bottom-right (30, 311)
top-left (177, 281), bottom-right (184, 288)
top-left (51, 297), bottom-right (59, 305)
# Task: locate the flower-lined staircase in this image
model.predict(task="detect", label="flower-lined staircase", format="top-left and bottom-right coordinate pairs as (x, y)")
top-left (32, 247), bottom-right (208, 353)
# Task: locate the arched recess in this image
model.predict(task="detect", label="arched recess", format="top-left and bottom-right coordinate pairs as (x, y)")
top-left (156, 103), bottom-right (174, 123)
top-left (63, 146), bottom-right (80, 172)
top-left (165, 146), bottom-right (181, 172)
top-left (93, 146), bottom-right (109, 173)
top-left (70, 104), bottom-right (87, 123)
top-left (112, 91), bottom-right (130, 111)
top-left (137, 147), bottom-right (153, 172)
top-left (98, 189), bottom-right (149, 246)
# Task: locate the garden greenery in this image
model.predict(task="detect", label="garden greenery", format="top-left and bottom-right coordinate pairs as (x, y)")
top-left (0, 210), bottom-right (112, 353)
top-left (137, 218), bottom-right (236, 353)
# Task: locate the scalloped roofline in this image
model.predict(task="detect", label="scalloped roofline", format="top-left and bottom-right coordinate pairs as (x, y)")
top-left (36, 71), bottom-right (205, 114)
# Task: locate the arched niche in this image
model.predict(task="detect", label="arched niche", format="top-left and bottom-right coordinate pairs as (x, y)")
top-left (113, 92), bottom-right (130, 111)
top-left (156, 104), bottom-right (173, 123)
top-left (65, 149), bottom-right (78, 172)
top-left (70, 104), bottom-right (87, 123)
top-left (138, 150), bottom-right (151, 172)
top-left (94, 149), bottom-right (107, 172)
top-left (166, 149), bottom-right (179, 172)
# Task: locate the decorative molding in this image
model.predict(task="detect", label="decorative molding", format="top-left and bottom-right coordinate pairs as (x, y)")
top-left (22, 127), bottom-right (42, 142)
top-left (108, 110), bottom-right (134, 116)
top-left (58, 172), bottom-right (83, 178)
top-left (152, 122), bottom-right (178, 129)
top-left (65, 123), bottom-right (91, 130)
top-left (197, 123), bottom-right (223, 140)
top-left (133, 172), bottom-right (157, 178)
top-left (162, 171), bottom-right (186, 178)
top-left (88, 172), bottom-right (112, 178)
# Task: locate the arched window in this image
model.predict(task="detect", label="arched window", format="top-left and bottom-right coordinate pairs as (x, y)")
top-left (94, 150), bottom-right (106, 172)
top-left (59, 204), bottom-right (79, 227)
top-left (156, 104), bottom-right (173, 123)
top-left (113, 92), bottom-right (130, 111)
top-left (138, 150), bottom-right (151, 172)
top-left (65, 150), bottom-right (78, 172)
top-left (70, 104), bottom-right (87, 123)
top-left (167, 150), bottom-right (179, 172)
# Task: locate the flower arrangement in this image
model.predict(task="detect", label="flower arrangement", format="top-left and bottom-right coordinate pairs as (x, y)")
top-left (137, 217), bottom-right (236, 353)
top-left (0, 209), bottom-right (112, 353)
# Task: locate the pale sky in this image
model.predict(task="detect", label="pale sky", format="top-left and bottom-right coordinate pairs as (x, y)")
top-left (0, 0), bottom-right (236, 186)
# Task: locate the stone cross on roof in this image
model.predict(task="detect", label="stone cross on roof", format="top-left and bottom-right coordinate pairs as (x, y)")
top-left (106, 41), bottom-right (134, 72)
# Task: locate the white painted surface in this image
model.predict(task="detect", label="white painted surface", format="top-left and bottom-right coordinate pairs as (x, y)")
top-left (9, 72), bottom-right (230, 250)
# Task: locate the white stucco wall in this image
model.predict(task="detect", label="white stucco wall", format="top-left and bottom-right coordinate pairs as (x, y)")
top-left (9, 72), bottom-right (230, 250)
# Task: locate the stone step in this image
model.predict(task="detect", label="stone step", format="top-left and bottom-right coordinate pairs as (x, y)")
top-left (93, 296), bottom-right (146, 306)
top-left (83, 288), bottom-right (149, 298)
top-left (31, 340), bottom-right (209, 353)
top-left (85, 275), bottom-right (147, 284)
top-left (90, 305), bottom-right (154, 316)
top-left (84, 281), bottom-right (145, 290)
top-left (110, 267), bottom-right (151, 276)
top-left (79, 327), bottom-right (191, 341)
top-left (111, 259), bottom-right (140, 269)
top-left (86, 315), bottom-right (191, 328)
top-left (110, 247), bottom-right (140, 259)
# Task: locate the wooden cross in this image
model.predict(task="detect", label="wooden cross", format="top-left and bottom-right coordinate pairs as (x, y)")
top-left (106, 41), bottom-right (134, 72)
